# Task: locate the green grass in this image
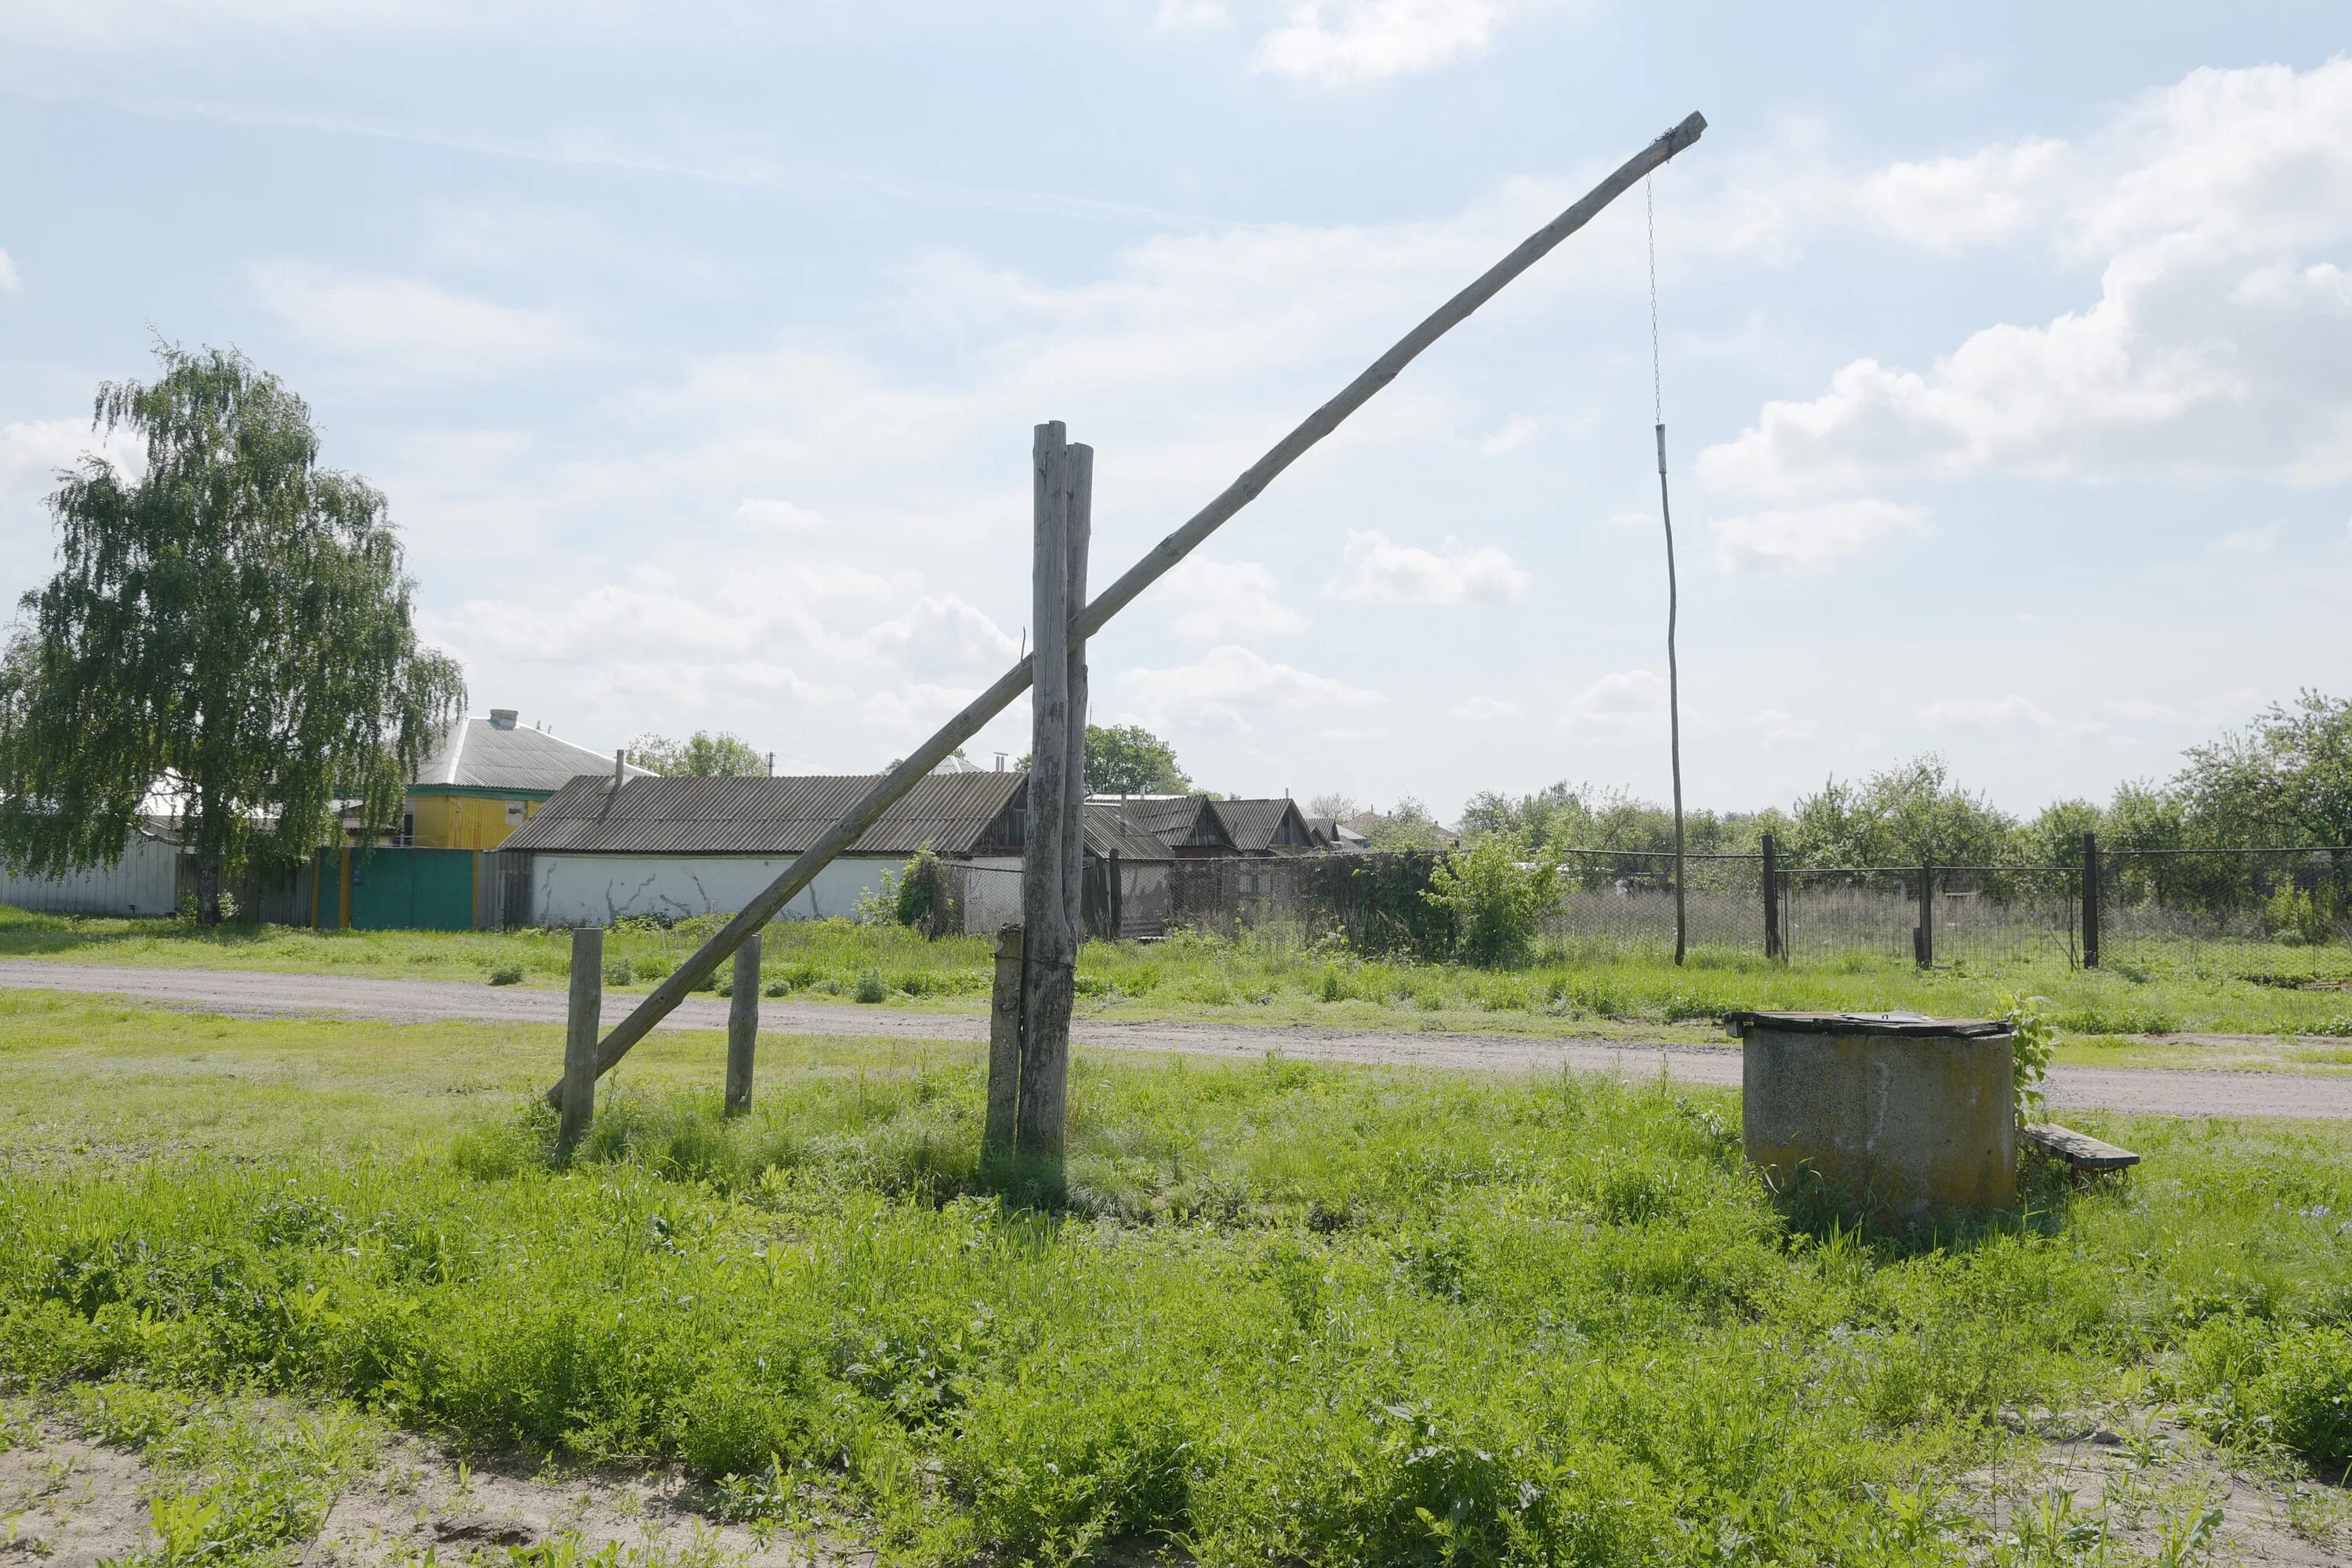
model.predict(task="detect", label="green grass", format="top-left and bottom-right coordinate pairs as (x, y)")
top-left (9, 904), bottom-right (2352, 1040)
top-left (2, 991), bottom-right (2350, 1564)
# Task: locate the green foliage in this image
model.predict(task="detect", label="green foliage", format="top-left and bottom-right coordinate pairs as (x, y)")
top-left (0, 343), bottom-right (464, 917)
top-left (625, 731), bottom-right (766, 777)
top-left (854, 969), bottom-right (887, 1003)
top-left (1997, 991), bottom-right (2057, 1123)
top-left (5, 1001), bottom-right (2352, 1560)
top-left (852, 848), bottom-right (938, 931)
top-left (2178, 689), bottom-right (2352, 848)
top-left (2267, 885), bottom-right (2335, 946)
top-left (1083, 722), bottom-right (1190, 795)
top-left (1424, 834), bottom-right (1559, 967)
top-left (1784, 755), bottom-right (2019, 868)
top-left (2181, 1316), bottom-right (2352, 1470)
top-left (1359, 795), bottom-right (1452, 851)
top-left (487, 963), bottom-right (524, 986)
top-left (1025, 724), bottom-right (1192, 796)
top-left (1461, 780), bottom-right (1784, 861)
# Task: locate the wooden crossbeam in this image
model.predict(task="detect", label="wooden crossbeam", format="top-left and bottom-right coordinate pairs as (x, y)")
top-left (544, 110), bottom-right (1709, 1106)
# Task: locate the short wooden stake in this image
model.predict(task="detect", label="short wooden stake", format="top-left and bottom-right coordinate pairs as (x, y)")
top-left (558, 925), bottom-right (604, 1154)
top-left (982, 924), bottom-right (1024, 1172)
top-left (725, 935), bottom-right (760, 1116)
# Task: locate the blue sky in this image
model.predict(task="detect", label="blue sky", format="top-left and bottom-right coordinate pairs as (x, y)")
top-left (2, 2), bottom-right (2347, 822)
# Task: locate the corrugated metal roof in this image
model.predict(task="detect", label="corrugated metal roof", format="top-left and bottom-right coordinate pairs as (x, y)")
top-left (1210, 798), bottom-right (1314, 852)
top-left (415, 716), bottom-right (652, 793)
top-left (498, 771), bottom-right (1026, 857)
top-left (1101, 795), bottom-right (1231, 848)
top-left (1082, 802), bottom-right (1177, 862)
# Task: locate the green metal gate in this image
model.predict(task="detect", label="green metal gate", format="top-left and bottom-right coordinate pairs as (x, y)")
top-left (346, 848), bottom-right (477, 931)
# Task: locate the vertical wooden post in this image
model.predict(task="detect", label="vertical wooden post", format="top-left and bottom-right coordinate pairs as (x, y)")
top-left (2081, 831), bottom-right (2101, 969)
top-left (725, 935), bottom-right (760, 1116)
top-left (1760, 831), bottom-right (1780, 961)
top-left (982, 924), bottom-right (1024, 1171)
top-left (1915, 862), bottom-right (1935, 969)
top-left (558, 925), bottom-right (604, 1154)
top-left (1062, 442), bottom-right (1093, 952)
top-left (1016, 423), bottom-right (1076, 1193)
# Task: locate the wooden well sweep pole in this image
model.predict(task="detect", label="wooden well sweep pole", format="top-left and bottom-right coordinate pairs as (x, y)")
top-left (545, 111), bottom-right (1708, 1105)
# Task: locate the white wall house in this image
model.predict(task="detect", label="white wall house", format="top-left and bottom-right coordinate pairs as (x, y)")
top-left (492, 771), bottom-right (1029, 931)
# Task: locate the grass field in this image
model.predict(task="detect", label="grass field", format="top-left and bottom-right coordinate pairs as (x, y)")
top-left (7, 904), bottom-right (2352, 1042)
top-left (2, 990), bottom-right (2350, 1564)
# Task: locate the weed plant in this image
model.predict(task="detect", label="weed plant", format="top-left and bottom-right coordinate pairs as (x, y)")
top-left (2, 995), bottom-right (2349, 1563)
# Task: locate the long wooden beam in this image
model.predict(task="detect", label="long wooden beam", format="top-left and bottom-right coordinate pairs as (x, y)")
top-left (548, 111), bottom-right (1707, 1101)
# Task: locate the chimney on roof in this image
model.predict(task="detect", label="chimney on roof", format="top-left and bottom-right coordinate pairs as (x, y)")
top-left (612, 749), bottom-right (624, 789)
top-left (488, 708), bottom-right (518, 729)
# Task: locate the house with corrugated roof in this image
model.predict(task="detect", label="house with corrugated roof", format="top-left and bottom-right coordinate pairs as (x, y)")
top-left (492, 771), bottom-right (1027, 927)
top-left (406, 709), bottom-right (652, 851)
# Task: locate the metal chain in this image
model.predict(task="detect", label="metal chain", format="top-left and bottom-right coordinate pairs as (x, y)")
top-left (1646, 175), bottom-right (1662, 424)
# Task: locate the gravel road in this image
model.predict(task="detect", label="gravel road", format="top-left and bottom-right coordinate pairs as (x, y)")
top-left (5, 959), bottom-right (2347, 1120)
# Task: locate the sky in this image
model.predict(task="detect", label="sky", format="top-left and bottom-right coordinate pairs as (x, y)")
top-left (2, 2), bottom-right (2347, 826)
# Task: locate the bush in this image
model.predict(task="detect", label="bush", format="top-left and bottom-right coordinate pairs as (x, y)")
top-left (2184, 1317), bottom-right (2352, 1468)
top-left (762, 979), bottom-right (792, 998)
top-left (603, 956), bottom-right (634, 986)
top-left (854, 970), bottom-right (888, 1004)
top-left (1423, 834), bottom-right (1559, 967)
top-left (487, 964), bottom-right (524, 986)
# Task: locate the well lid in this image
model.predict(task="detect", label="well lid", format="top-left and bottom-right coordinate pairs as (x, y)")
top-left (1722, 1009), bottom-right (2011, 1040)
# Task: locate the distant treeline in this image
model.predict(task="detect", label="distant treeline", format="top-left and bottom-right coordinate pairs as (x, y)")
top-left (1456, 690), bottom-right (2352, 870)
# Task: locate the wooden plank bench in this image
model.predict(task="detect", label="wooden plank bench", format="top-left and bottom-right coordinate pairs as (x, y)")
top-left (2023, 1123), bottom-right (2140, 1173)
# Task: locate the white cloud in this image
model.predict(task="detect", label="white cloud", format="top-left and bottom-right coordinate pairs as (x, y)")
top-left (1749, 708), bottom-right (1814, 747)
top-left (1477, 413), bottom-right (1537, 456)
top-left (0, 417), bottom-right (144, 494)
top-left (1605, 509), bottom-right (1654, 532)
top-left (1703, 60), bottom-right (2352, 500)
top-left (1117, 645), bottom-right (1381, 734)
top-left (1153, 0), bottom-right (1231, 28)
top-left (855, 594), bottom-right (1018, 676)
top-left (1707, 499), bottom-right (1929, 577)
top-left (0, 249), bottom-right (19, 293)
top-left (1455, 694), bottom-right (1519, 723)
top-left (2207, 522), bottom-right (2281, 555)
top-left (734, 498), bottom-right (827, 532)
top-left (249, 260), bottom-right (590, 379)
top-left (1919, 694), bottom-right (2108, 742)
top-left (1251, 0), bottom-right (1533, 84)
top-left (1855, 138), bottom-right (2064, 251)
top-left (1162, 557), bottom-right (1310, 644)
top-left (1560, 669), bottom-right (1667, 742)
top-left (1323, 528), bottom-right (1530, 605)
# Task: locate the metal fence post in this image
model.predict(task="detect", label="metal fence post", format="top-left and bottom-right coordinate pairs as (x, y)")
top-left (1761, 832), bottom-right (1781, 960)
top-left (1915, 862), bottom-right (1934, 968)
top-left (558, 925), bottom-right (604, 1154)
top-left (2081, 831), bottom-right (2101, 969)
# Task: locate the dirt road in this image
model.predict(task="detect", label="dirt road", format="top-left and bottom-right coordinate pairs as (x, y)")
top-left (5, 959), bottom-right (2347, 1120)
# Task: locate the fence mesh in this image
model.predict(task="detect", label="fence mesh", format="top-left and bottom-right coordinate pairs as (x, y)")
top-left (479, 839), bottom-right (2352, 979)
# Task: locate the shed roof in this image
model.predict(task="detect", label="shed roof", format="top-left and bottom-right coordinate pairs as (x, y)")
top-left (415, 714), bottom-right (652, 794)
top-left (1101, 794), bottom-right (1232, 850)
top-left (1082, 801), bottom-right (1178, 862)
top-left (498, 772), bottom-right (1026, 857)
top-left (1210, 797), bottom-right (1316, 853)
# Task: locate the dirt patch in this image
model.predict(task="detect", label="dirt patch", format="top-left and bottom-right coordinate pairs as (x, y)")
top-left (1973, 1408), bottom-right (2350, 1565)
top-left (0, 1416), bottom-right (845, 1568)
top-left (0, 1423), bottom-right (151, 1567)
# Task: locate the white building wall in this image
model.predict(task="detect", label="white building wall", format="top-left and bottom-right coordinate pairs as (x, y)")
top-left (529, 852), bottom-right (909, 927)
top-left (0, 833), bottom-right (180, 917)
